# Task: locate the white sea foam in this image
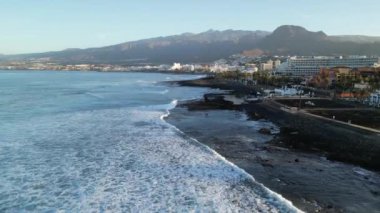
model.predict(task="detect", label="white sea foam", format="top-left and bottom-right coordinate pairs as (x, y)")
top-left (143, 89), bottom-right (169, 95)
top-left (238, 113), bottom-right (281, 135)
top-left (136, 79), bottom-right (158, 84)
top-left (163, 101), bottom-right (300, 212)
top-left (160, 99), bottom-right (178, 120)
top-left (85, 92), bottom-right (104, 99)
top-left (0, 106), bottom-right (301, 212)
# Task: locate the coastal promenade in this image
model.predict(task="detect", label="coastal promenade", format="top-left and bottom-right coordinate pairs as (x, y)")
top-left (302, 109), bottom-right (380, 134)
top-left (270, 98), bottom-right (380, 134)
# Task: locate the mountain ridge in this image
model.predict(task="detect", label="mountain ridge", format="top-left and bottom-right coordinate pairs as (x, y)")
top-left (2, 25), bottom-right (380, 64)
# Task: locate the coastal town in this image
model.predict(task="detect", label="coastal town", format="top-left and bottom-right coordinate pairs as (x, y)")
top-left (2, 54), bottom-right (380, 107)
top-left (163, 53), bottom-right (380, 212)
top-left (3, 0), bottom-right (380, 212)
top-left (1, 29), bottom-right (380, 213)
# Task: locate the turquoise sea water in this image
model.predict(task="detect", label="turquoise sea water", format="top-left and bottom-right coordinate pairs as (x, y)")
top-left (0, 71), bottom-right (299, 212)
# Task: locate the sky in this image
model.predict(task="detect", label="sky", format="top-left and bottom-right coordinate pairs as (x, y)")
top-left (0, 0), bottom-right (379, 54)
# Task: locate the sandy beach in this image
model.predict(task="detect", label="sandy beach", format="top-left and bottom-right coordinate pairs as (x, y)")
top-left (166, 78), bottom-right (380, 212)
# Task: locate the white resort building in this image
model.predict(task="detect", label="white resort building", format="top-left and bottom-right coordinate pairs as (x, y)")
top-left (275, 56), bottom-right (380, 77)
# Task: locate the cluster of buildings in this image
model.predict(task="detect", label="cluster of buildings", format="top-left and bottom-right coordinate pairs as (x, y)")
top-left (201, 55), bottom-right (379, 78)
top-left (205, 56), bottom-right (285, 73)
top-left (205, 55), bottom-right (379, 78)
top-left (211, 54), bottom-right (380, 107)
top-left (310, 66), bottom-right (380, 89)
top-left (2, 54), bottom-right (380, 107)
top-left (270, 56), bottom-right (380, 107)
top-left (169, 63), bottom-right (207, 72)
top-left (0, 62), bottom-right (201, 73)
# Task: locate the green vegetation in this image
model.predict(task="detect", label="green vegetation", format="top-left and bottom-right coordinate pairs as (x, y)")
top-left (216, 70), bottom-right (302, 87)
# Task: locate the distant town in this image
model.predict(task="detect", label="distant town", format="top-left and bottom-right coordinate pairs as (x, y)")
top-left (1, 54), bottom-right (380, 107)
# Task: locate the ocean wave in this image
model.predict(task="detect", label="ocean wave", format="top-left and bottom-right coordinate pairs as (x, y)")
top-left (85, 92), bottom-right (104, 99)
top-left (0, 106), bottom-right (300, 212)
top-left (142, 89), bottom-right (169, 95)
top-left (136, 80), bottom-right (158, 84)
top-left (160, 99), bottom-right (178, 120)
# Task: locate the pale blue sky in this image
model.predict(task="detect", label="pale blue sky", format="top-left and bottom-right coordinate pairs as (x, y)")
top-left (1, 0), bottom-right (379, 54)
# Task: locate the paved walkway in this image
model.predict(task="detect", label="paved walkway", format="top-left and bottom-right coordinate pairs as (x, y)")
top-left (305, 108), bottom-right (375, 111)
top-left (268, 99), bottom-right (380, 134)
top-left (302, 110), bottom-right (380, 134)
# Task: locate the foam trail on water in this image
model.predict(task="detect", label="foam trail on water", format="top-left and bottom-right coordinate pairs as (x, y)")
top-left (161, 99), bottom-right (178, 120)
top-left (85, 92), bottom-right (104, 99)
top-left (143, 89), bottom-right (169, 95)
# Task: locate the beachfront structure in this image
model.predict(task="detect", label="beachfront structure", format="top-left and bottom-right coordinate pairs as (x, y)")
top-left (274, 86), bottom-right (301, 96)
top-left (275, 56), bottom-right (380, 77)
top-left (170, 63), bottom-right (182, 70)
top-left (210, 63), bottom-right (244, 73)
top-left (367, 90), bottom-right (380, 107)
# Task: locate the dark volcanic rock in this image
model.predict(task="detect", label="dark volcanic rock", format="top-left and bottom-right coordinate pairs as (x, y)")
top-left (259, 128), bottom-right (272, 135)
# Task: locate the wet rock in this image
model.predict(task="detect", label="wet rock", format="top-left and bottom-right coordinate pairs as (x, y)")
top-left (261, 163), bottom-right (274, 168)
top-left (259, 128), bottom-right (271, 135)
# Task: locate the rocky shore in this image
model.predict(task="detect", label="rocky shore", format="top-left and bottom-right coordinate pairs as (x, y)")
top-left (166, 77), bottom-right (380, 212)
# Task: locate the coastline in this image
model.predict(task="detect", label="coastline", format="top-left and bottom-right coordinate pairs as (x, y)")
top-left (0, 69), bottom-right (211, 76)
top-left (163, 103), bottom-right (301, 213)
top-left (165, 77), bottom-right (380, 212)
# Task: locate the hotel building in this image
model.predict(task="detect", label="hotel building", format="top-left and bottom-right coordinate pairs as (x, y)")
top-left (275, 56), bottom-right (380, 77)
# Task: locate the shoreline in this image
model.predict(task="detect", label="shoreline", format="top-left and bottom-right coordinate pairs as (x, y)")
top-left (172, 77), bottom-right (380, 170)
top-left (0, 69), bottom-right (211, 76)
top-left (166, 77), bottom-right (380, 212)
top-left (164, 106), bottom-right (301, 213)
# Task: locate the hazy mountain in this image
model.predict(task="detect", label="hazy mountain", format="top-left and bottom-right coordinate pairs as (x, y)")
top-left (257, 25), bottom-right (380, 56)
top-left (3, 25), bottom-right (380, 64)
top-left (329, 35), bottom-right (380, 43)
top-left (5, 30), bottom-right (269, 64)
top-left (257, 25), bottom-right (328, 55)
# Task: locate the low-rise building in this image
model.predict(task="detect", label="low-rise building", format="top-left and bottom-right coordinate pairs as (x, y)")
top-left (259, 60), bottom-right (274, 71)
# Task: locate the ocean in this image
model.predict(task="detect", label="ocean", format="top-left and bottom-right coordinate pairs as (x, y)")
top-left (0, 71), bottom-right (299, 212)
